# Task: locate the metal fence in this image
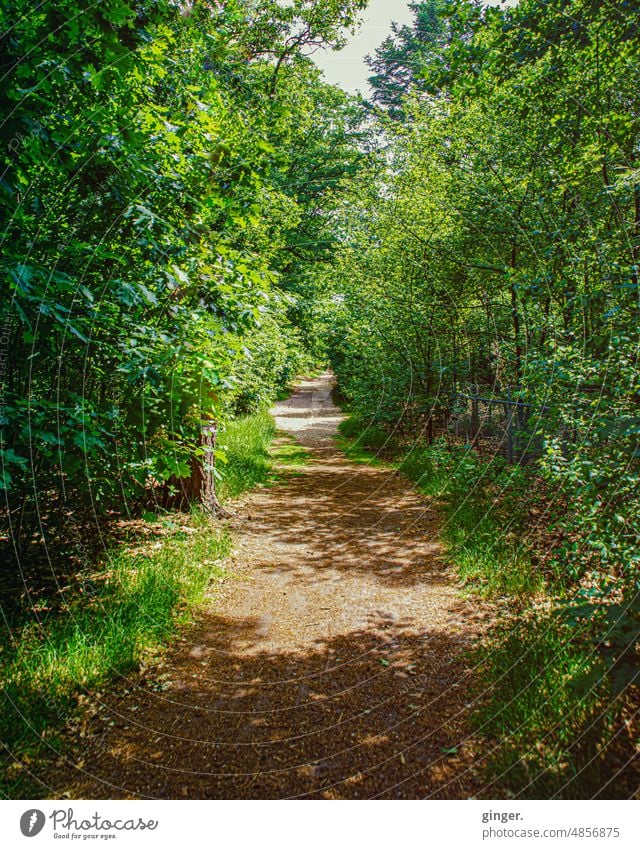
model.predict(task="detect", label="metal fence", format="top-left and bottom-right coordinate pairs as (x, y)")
top-left (396, 385), bottom-right (594, 464)
top-left (450, 385), bottom-right (546, 464)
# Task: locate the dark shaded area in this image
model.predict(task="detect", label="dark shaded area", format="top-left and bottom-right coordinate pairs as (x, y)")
top-left (239, 456), bottom-right (448, 590)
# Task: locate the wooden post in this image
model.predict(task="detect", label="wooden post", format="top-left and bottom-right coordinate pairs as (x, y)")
top-left (470, 385), bottom-right (480, 448)
top-left (506, 387), bottom-right (514, 463)
top-left (451, 388), bottom-right (459, 439)
top-left (201, 421), bottom-right (231, 519)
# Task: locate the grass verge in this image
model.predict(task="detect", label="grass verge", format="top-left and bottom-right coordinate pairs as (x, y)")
top-left (0, 516), bottom-right (230, 795)
top-left (217, 411), bottom-right (277, 501)
top-left (268, 435), bottom-right (310, 479)
top-left (217, 411), bottom-right (309, 495)
top-left (337, 418), bottom-right (543, 597)
top-left (470, 609), bottom-right (639, 799)
top-left (335, 416), bottom-right (391, 467)
top-left (398, 442), bottom-right (544, 598)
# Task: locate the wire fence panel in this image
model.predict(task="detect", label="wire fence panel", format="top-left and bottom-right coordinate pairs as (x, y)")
top-left (449, 386), bottom-right (546, 464)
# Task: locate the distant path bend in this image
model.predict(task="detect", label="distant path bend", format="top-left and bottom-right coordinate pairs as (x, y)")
top-left (50, 371), bottom-right (489, 799)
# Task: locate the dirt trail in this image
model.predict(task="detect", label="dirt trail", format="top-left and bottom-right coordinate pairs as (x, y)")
top-left (47, 373), bottom-right (489, 799)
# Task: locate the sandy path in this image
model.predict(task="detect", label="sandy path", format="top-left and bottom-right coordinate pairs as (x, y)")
top-left (46, 373), bottom-right (489, 799)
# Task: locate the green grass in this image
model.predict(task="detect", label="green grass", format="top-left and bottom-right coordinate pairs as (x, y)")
top-left (268, 434), bottom-right (310, 477)
top-left (399, 440), bottom-right (637, 797)
top-left (471, 610), bottom-right (624, 798)
top-left (1, 517), bottom-right (230, 795)
top-left (399, 442), bottom-right (544, 598)
top-left (338, 417), bottom-right (544, 598)
top-left (396, 443), bottom-right (454, 496)
top-left (217, 412), bottom-right (309, 494)
top-left (336, 435), bottom-right (387, 466)
top-left (336, 416), bottom-right (389, 465)
top-left (338, 415), bottom-right (389, 450)
top-left (337, 414), bottom-right (636, 797)
top-left (217, 411), bottom-right (276, 500)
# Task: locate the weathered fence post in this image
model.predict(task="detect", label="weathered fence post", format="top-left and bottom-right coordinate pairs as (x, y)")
top-left (470, 384), bottom-right (480, 448)
top-left (506, 387), bottom-right (515, 463)
top-left (201, 421), bottom-right (231, 518)
top-left (451, 387), bottom-right (459, 439)
top-left (517, 399), bottom-right (526, 431)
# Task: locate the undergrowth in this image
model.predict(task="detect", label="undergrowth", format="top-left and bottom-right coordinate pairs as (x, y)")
top-left (471, 609), bottom-right (639, 799)
top-left (336, 415), bottom-right (391, 466)
top-left (398, 440), bottom-right (544, 598)
top-left (0, 517), bottom-right (230, 795)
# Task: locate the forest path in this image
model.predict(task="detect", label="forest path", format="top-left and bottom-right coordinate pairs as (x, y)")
top-left (50, 372), bottom-right (489, 799)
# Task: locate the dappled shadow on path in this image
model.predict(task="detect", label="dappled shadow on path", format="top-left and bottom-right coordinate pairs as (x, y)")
top-left (37, 372), bottom-right (491, 799)
top-left (238, 455), bottom-right (448, 589)
top-left (45, 613), bottom-right (484, 800)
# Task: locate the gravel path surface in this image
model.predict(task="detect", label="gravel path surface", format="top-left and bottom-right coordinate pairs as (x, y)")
top-left (46, 373), bottom-right (490, 799)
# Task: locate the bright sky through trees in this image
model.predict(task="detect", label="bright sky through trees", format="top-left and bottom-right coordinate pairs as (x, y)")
top-left (313, 0), bottom-right (415, 93)
top-left (313, 0), bottom-right (518, 94)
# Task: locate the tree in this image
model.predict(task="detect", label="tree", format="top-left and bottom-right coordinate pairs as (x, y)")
top-left (365, 0), bottom-right (452, 117)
